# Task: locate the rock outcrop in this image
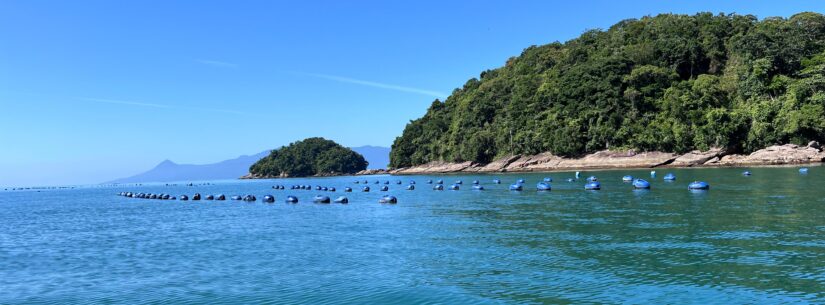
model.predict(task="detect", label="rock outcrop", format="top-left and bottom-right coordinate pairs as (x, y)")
top-left (384, 144), bottom-right (823, 176)
top-left (669, 147), bottom-right (727, 167)
top-left (557, 150), bottom-right (677, 169)
top-left (388, 161), bottom-right (476, 175)
top-left (355, 169), bottom-right (388, 175)
top-left (472, 155), bottom-right (522, 172)
top-left (504, 153), bottom-right (564, 171)
top-left (704, 144), bottom-right (825, 166)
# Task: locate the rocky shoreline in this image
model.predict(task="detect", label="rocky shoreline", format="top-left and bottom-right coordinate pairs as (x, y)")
top-left (240, 143), bottom-right (823, 178)
top-left (239, 171), bottom-right (358, 179)
top-left (378, 143), bottom-right (824, 175)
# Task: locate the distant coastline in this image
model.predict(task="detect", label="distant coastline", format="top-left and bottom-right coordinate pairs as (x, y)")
top-left (239, 143), bottom-right (823, 179)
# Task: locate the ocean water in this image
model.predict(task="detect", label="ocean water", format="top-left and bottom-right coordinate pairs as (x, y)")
top-left (1, 166), bottom-right (823, 304)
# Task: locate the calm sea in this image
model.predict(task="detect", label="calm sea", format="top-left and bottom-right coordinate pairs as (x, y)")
top-left (1, 167), bottom-right (823, 304)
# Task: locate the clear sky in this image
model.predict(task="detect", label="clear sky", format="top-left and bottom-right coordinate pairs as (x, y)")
top-left (1, 0), bottom-right (823, 186)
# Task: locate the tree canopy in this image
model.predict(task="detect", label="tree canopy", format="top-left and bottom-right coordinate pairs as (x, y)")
top-left (250, 137), bottom-right (367, 177)
top-left (390, 12), bottom-right (825, 168)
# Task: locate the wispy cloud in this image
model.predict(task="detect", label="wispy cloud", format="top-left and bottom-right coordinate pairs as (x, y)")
top-left (77, 97), bottom-right (257, 116)
top-left (297, 72), bottom-right (447, 98)
top-left (194, 59), bottom-right (239, 68)
top-left (79, 97), bottom-right (174, 109)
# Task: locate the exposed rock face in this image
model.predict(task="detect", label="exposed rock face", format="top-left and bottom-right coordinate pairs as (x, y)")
top-left (557, 150), bottom-right (677, 169)
top-left (355, 169), bottom-right (388, 175)
top-left (473, 155), bottom-right (522, 172)
top-left (385, 144), bottom-right (824, 175)
top-left (504, 153), bottom-right (563, 171)
top-left (389, 150), bottom-right (678, 175)
top-left (670, 147), bottom-right (727, 167)
top-left (389, 161), bottom-right (476, 174)
top-left (240, 172), bottom-right (288, 179)
top-left (239, 173), bottom-right (261, 179)
top-left (741, 144), bottom-right (824, 164)
top-left (704, 144), bottom-right (825, 166)
top-left (706, 154), bottom-right (746, 166)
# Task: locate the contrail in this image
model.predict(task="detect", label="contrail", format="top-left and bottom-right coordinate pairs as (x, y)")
top-left (77, 97), bottom-right (260, 116)
top-left (194, 59), bottom-right (239, 68)
top-left (297, 72), bottom-right (447, 98)
top-left (79, 97), bottom-right (173, 109)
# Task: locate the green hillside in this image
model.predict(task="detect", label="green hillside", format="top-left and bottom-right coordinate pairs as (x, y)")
top-left (390, 12), bottom-right (825, 168)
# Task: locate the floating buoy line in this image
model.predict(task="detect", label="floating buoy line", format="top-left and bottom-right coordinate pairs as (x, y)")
top-left (116, 167), bottom-right (814, 204)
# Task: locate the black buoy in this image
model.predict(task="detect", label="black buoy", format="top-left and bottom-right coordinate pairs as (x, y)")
top-left (379, 195), bottom-right (397, 204)
top-left (192, 193), bottom-right (201, 200)
top-left (262, 195), bottom-right (275, 203)
top-left (216, 194), bottom-right (225, 200)
top-left (380, 186), bottom-right (389, 191)
top-left (313, 195), bottom-right (331, 204)
top-left (179, 195), bottom-right (189, 201)
top-left (286, 195), bottom-right (298, 203)
top-left (344, 187), bottom-right (352, 192)
top-left (334, 196), bottom-right (348, 204)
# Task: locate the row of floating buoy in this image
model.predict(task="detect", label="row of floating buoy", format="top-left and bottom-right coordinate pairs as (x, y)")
top-left (285, 185), bottom-right (339, 192)
top-left (117, 191), bottom-right (397, 204)
top-left (117, 167), bottom-right (810, 204)
top-left (118, 192), bottom-right (263, 201)
top-left (355, 180), bottom-right (404, 185)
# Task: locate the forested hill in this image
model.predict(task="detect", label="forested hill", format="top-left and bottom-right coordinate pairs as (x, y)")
top-left (390, 12), bottom-right (825, 168)
top-left (249, 138), bottom-right (367, 177)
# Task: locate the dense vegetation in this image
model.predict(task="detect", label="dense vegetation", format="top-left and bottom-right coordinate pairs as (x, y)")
top-left (250, 137), bottom-right (367, 177)
top-left (390, 12), bottom-right (825, 168)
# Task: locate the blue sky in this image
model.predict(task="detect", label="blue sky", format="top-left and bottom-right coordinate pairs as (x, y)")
top-left (1, 0), bottom-right (823, 186)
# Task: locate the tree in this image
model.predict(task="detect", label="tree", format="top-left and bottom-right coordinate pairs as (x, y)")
top-left (389, 12), bottom-right (825, 168)
top-left (250, 137), bottom-right (367, 177)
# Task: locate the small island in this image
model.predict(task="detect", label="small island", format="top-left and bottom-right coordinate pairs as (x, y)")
top-left (244, 137), bottom-right (368, 178)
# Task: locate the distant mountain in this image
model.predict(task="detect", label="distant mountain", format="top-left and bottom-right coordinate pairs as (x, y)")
top-left (107, 145), bottom-right (390, 183)
top-left (350, 145), bottom-right (390, 169)
top-left (107, 151), bottom-right (270, 184)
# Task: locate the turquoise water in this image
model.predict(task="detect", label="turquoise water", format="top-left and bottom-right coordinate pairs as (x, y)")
top-left (1, 166), bottom-right (823, 304)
